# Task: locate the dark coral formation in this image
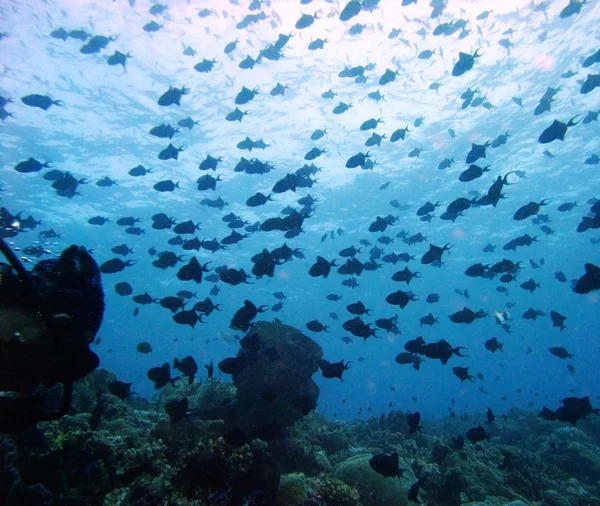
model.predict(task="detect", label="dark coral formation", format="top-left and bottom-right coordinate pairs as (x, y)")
top-left (218, 320), bottom-right (323, 439)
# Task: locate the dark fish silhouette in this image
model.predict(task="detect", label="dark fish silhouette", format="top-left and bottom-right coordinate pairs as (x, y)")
top-left (108, 381), bottom-right (132, 400)
top-left (340, 0), bottom-right (362, 22)
top-left (100, 258), bottom-right (136, 274)
top-left (550, 310), bottom-right (567, 330)
top-left (309, 256), bottom-right (338, 278)
top-left (115, 281), bottom-right (133, 296)
top-left (15, 158), bottom-right (52, 173)
top-left (513, 199), bottom-right (551, 220)
top-left (466, 425), bottom-right (489, 443)
top-left (369, 452), bottom-right (406, 479)
top-left (128, 165), bottom-right (152, 177)
top-left (107, 50), bottom-right (132, 68)
top-left (453, 366), bottom-right (474, 382)
top-left (549, 347), bottom-right (574, 359)
top-left (21, 94), bottom-right (64, 110)
top-left (452, 49), bottom-right (482, 76)
top-left (173, 356), bottom-right (198, 384)
top-left (560, 0), bottom-right (588, 18)
top-left (485, 337), bottom-right (503, 353)
top-left (147, 363), bottom-right (174, 389)
top-left (149, 123), bottom-right (179, 139)
top-left (158, 86), bottom-right (189, 106)
top-left (537, 116), bottom-right (580, 143)
top-left (319, 359), bottom-right (351, 380)
top-left (573, 263), bottom-right (600, 294)
top-left (540, 396), bottom-right (599, 425)
top-left (386, 290), bottom-right (418, 308)
top-left (165, 398), bottom-right (188, 423)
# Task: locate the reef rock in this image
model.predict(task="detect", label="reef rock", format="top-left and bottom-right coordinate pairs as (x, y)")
top-left (219, 321), bottom-right (323, 440)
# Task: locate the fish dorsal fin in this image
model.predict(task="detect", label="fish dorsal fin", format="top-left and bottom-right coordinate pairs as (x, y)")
top-left (585, 263), bottom-right (600, 275)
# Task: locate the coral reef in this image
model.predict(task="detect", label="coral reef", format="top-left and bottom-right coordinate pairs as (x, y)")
top-left (2, 346), bottom-right (600, 505)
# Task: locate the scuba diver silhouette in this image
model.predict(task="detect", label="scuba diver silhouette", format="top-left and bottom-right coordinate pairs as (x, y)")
top-left (0, 237), bottom-right (104, 433)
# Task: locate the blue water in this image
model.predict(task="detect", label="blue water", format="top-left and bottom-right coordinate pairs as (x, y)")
top-left (1, 0), bottom-right (599, 423)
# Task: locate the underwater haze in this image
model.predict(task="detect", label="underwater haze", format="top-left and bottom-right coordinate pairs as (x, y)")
top-left (2, 0), bottom-right (600, 438)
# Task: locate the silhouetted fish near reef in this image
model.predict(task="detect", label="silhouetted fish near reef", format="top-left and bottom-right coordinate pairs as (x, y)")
top-left (147, 363), bottom-right (176, 389)
top-left (466, 425), bottom-right (490, 443)
top-left (108, 381), bottom-right (132, 400)
top-left (319, 359), bottom-right (351, 381)
top-left (540, 396), bottom-right (599, 426)
top-left (173, 356), bottom-right (198, 384)
top-left (369, 452), bottom-right (406, 479)
top-left (165, 398), bottom-right (188, 423)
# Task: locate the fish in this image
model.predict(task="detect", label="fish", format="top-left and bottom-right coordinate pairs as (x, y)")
top-left (108, 381), bottom-right (132, 400)
top-left (549, 347), bottom-right (575, 359)
top-left (153, 180), bottom-right (180, 192)
top-left (540, 396), bottom-right (600, 425)
top-left (21, 94), bottom-right (64, 110)
top-left (369, 452), bottom-right (406, 479)
top-left (96, 176), bottom-right (117, 187)
top-left (309, 256), bottom-right (338, 278)
top-left (107, 51), bottom-right (132, 68)
top-left (204, 360), bottom-right (214, 379)
top-left (158, 143), bottom-right (185, 160)
top-left (136, 342), bottom-right (152, 354)
top-left (538, 116), bottom-right (581, 143)
top-left (449, 307), bottom-right (486, 324)
top-left (466, 425), bottom-right (489, 443)
top-left (147, 363), bottom-right (174, 389)
top-left (194, 58), bottom-right (216, 73)
top-left (485, 337), bottom-right (504, 353)
top-left (149, 123), bottom-right (179, 139)
top-left (158, 86), bottom-right (189, 107)
top-left (407, 412), bottom-right (422, 433)
top-left (100, 258), bottom-right (136, 274)
top-left (550, 311), bottom-right (567, 330)
top-left (523, 308), bottom-right (545, 320)
top-left (89, 392), bottom-right (104, 430)
top-left (418, 339), bottom-right (467, 365)
top-left (173, 309), bottom-right (200, 328)
top-left (452, 49), bottom-right (483, 76)
top-left (408, 479), bottom-right (423, 503)
top-left (453, 366), bottom-right (474, 382)
top-left (178, 117), bottom-right (199, 130)
top-left (173, 356), bottom-right (198, 384)
top-left (165, 397), bottom-right (188, 424)
top-left (573, 263), bottom-right (600, 294)
top-left (340, 0), bottom-right (362, 22)
top-left (114, 281), bottom-right (133, 296)
top-left (128, 165), bottom-right (153, 177)
top-left (306, 319), bottom-right (329, 333)
top-left (386, 290), bottom-right (418, 308)
top-left (319, 359), bottom-right (351, 380)
top-left (15, 158), bottom-right (52, 173)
